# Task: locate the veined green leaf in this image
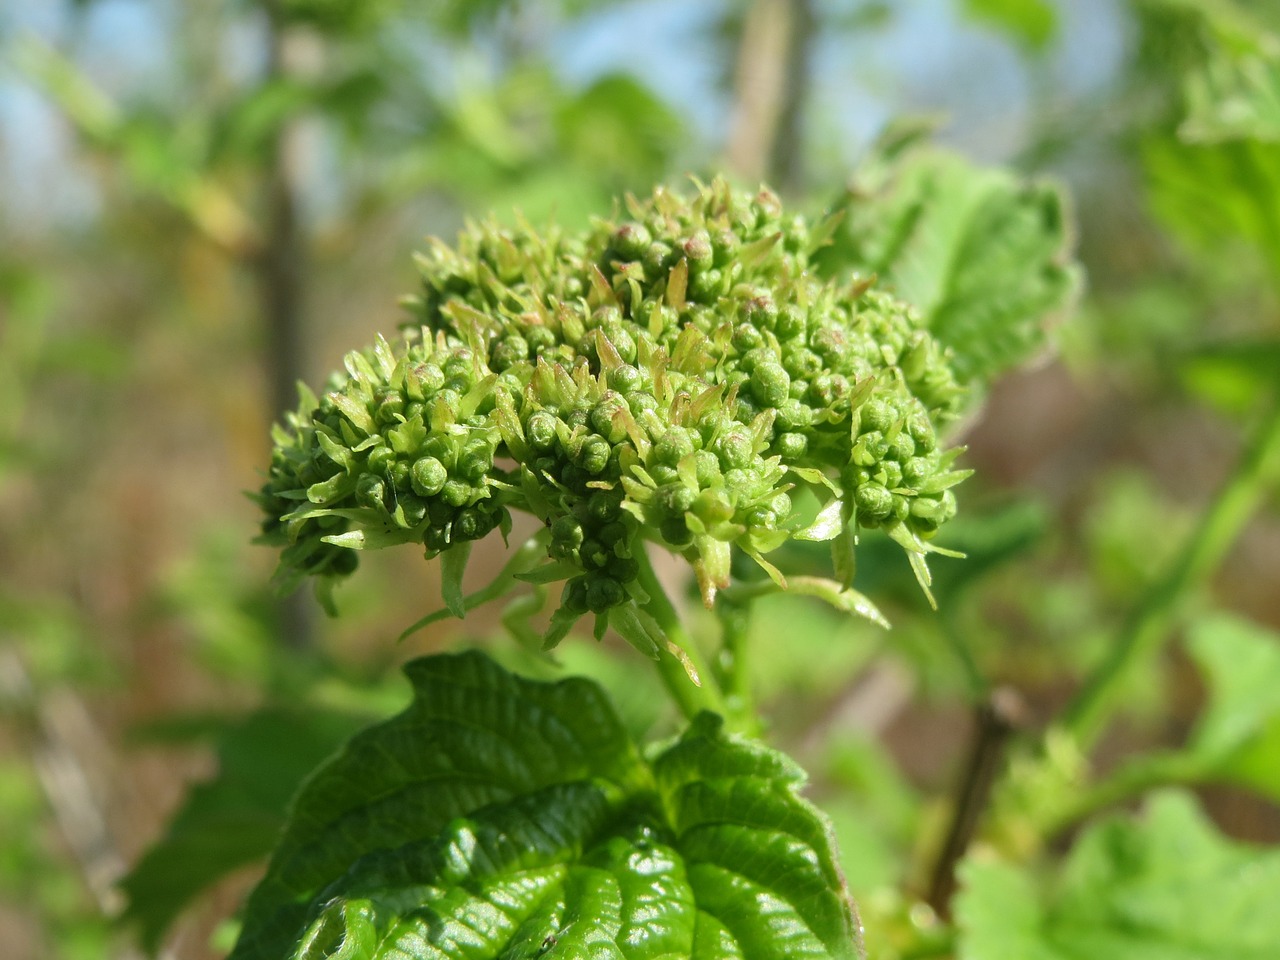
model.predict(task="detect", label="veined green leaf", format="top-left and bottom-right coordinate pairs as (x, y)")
top-left (228, 652), bottom-right (861, 960)
top-left (820, 147), bottom-right (1078, 388)
top-left (956, 791), bottom-right (1280, 960)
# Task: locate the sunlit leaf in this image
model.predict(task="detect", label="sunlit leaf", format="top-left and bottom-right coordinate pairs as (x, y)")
top-left (228, 652), bottom-right (861, 960)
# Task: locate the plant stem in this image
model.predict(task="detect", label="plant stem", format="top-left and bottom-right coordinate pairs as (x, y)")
top-left (634, 548), bottom-right (731, 724)
top-left (726, 0), bottom-right (815, 189)
top-left (1062, 398), bottom-right (1280, 748)
top-left (716, 598), bottom-right (761, 736)
top-left (261, 0), bottom-right (313, 651)
top-left (925, 687), bottom-right (1025, 919)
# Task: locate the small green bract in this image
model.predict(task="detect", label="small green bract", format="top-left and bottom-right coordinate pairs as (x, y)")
top-left (257, 179), bottom-right (968, 640)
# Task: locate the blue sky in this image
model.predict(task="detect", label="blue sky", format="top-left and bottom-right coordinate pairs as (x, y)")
top-left (0, 0), bottom-right (1129, 227)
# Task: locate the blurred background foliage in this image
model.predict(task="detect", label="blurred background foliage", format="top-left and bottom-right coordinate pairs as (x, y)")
top-left (1, 0), bottom-right (1279, 957)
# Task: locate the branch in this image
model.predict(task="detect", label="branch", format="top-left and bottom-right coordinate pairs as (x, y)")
top-left (725, 0), bottom-right (815, 189)
top-left (926, 686), bottom-right (1027, 919)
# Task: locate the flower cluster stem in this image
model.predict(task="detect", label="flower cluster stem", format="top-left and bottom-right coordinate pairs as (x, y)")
top-left (716, 598), bottom-right (762, 737)
top-left (633, 548), bottom-right (730, 724)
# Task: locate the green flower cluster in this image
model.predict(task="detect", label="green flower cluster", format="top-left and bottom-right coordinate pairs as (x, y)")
top-left (257, 179), bottom-right (968, 636)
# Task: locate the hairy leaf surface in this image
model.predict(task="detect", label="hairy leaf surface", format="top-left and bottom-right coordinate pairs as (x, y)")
top-left (228, 652), bottom-right (860, 960)
top-left (820, 148), bottom-right (1078, 387)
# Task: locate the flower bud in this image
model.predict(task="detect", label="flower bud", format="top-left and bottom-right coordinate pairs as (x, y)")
top-left (411, 457), bottom-right (448, 497)
top-left (611, 223), bottom-right (651, 261)
top-left (855, 482), bottom-right (893, 522)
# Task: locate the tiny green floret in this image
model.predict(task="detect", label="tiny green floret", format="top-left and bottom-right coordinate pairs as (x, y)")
top-left (256, 179), bottom-right (968, 638)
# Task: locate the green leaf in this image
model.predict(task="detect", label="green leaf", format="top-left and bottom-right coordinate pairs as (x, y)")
top-left (962, 0), bottom-right (1058, 52)
top-left (1144, 136), bottom-right (1280, 273)
top-left (785, 576), bottom-right (890, 629)
top-left (794, 498), bottom-right (846, 542)
top-left (1182, 49), bottom-right (1280, 143)
top-left (1185, 614), bottom-right (1280, 802)
top-left (555, 73), bottom-right (685, 186)
top-left (820, 148), bottom-right (1079, 387)
top-left (120, 706), bottom-right (374, 953)
top-left (439, 541), bottom-right (472, 618)
top-left (956, 790), bottom-right (1280, 960)
top-left (1180, 337), bottom-right (1280, 415)
top-left (228, 652), bottom-right (860, 960)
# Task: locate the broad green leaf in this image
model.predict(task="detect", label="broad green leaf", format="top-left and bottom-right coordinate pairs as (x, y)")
top-left (819, 148), bottom-right (1079, 387)
top-left (1185, 614), bottom-right (1280, 803)
top-left (956, 790), bottom-right (1280, 960)
top-left (955, 855), bottom-right (1056, 960)
top-left (229, 652), bottom-right (860, 960)
top-left (120, 707), bottom-right (374, 953)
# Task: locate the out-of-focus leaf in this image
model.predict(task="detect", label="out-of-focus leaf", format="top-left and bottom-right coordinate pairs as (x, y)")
top-left (278, 0), bottom-right (394, 35)
top-left (228, 651), bottom-right (860, 960)
top-left (423, 0), bottom-right (625, 37)
top-left (956, 790), bottom-right (1280, 960)
top-left (120, 706), bottom-right (374, 953)
top-left (209, 80), bottom-right (314, 163)
top-left (12, 36), bottom-right (119, 142)
top-left (1147, 0), bottom-right (1280, 53)
top-left (819, 148), bottom-right (1079, 388)
top-left (962, 0), bottom-right (1057, 52)
top-left (1145, 2), bottom-right (1280, 279)
top-left (1183, 50), bottom-right (1280, 142)
top-left (1180, 337), bottom-right (1280, 414)
top-left (1185, 614), bottom-right (1280, 803)
top-left (1144, 136), bottom-right (1280, 272)
top-left (819, 736), bottom-right (922, 897)
top-left (1084, 470), bottom-right (1192, 604)
top-left (555, 73), bottom-right (686, 186)
top-left (19, 37), bottom-right (259, 253)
